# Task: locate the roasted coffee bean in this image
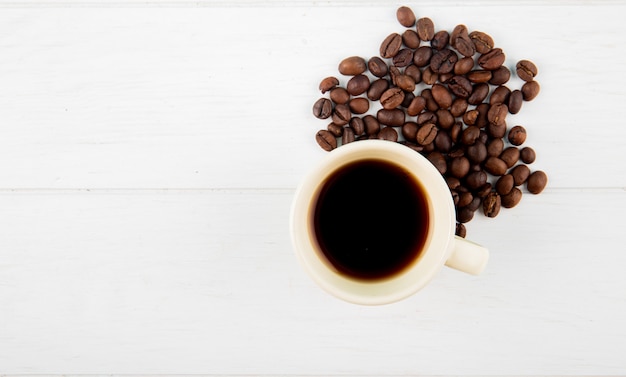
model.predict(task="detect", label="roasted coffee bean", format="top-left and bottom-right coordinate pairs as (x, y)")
top-left (400, 141), bottom-right (425, 153)
top-left (527, 170), bottom-right (548, 194)
top-left (449, 156), bottom-right (470, 178)
top-left (362, 115), bottom-right (380, 136)
top-left (468, 83), bottom-right (489, 105)
top-left (466, 170), bottom-right (487, 190)
top-left (342, 126), bottom-right (355, 145)
top-left (454, 56), bottom-right (474, 75)
top-left (417, 111), bottom-right (437, 126)
top-left (380, 87), bottom-right (405, 110)
top-left (489, 66), bottom-right (511, 85)
top-left (501, 187), bottom-right (522, 208)
top-left (338, 56), bottom-right (367, 76)
top-left (389, 66), bottom-right (401, 86)
top-left (393, 49), bottom-right (415, 67)
top-left (430, 49), bottom-right (458, 74)
top-left (413, 46), bottom-right (433, 67)
top-left (421, 89), bottom-right (439, 112)
top-left (478, 48), bottom-right (505, 70)
top-left (319, 77), bottom-right (339, 94)
top-left (466, 141), bottom-right (487, 163)
top-left (377, 108), bottom-right (405, 127)
top-left (448, 75), bottom-right (472, 98)
top-left (507, 89), bottom-right (523, 114)
top-left (378, 126), bottom-right (398, 142)
top-left (467, 70), bottom-right (492, 83)
top-left (431, 84), bottom-right (453, 109)
top-left (461, 126), bottom-right (481, 145)
top-left (488, 103), bottom-right (508, 126)
top-left (380, 33), bottom-right (403, 58)
top-left (367, 78), bottom-right (390, 101)
top-left (404, 65), bottom-right (422, 84)
top-left (402, 29), bottom-right (421, 49)
top-left (463, 109), bottom-right (478, 126)
top-left (483, 191), bottom-right (501, 217)
top-left (475, 183), bottom-right (492, 198)
top-left (416, 123), bottom-right (438, 145)
top-left (329, 87), bottom-right (350, 104)
top-left (449, 121), bottom-right (463, 143)
top-left (516, 59), bottom-right (538, 82)
top-left (456, 207), bottom-right (475, 223)
top-left (427, 151), bottom-right (447, 174)
top-left (490, 85), bottom-right (511, 105)
top-left (436, 109), bottom-right (455, 129)
top-left (451, 190), bottom-right (460, 206)
top-left (407, 96), bottom-right (427, 116)
top-left (484, 156), bottom-right (508, 176)
top-left (422, 142), bottom-right (436, 153)
top-left (446, 176), bottom-right (461, 190)
top-left (401, 122), bottom-right (419, 140)
top-left (396, 6), bottom-right (416, 27)
top-left (431, 30), bottom-right (450, 50)
top-left (469, 31), bottom-right (494, 54)
top-left (508, 125), bottom-right (527, 145)
top-left (455, 223), bottom-right (467, 238)
top-left (422, 67), bottom-right (439, 85)
top-left (467, 196), bottom-right (482, 212)
top-left (327, 122), bottom-right (343, 137)
top-left (416, 17), bottom-right (435, 41)
top-left (475, 103), bottom-right (491, 128)
top-left (486, 122), bottom-right (507, 139)
top-left (396, 74), bottom-right (416, 92)
top-left (349, 97), bottom-right (369, 114)
top-left (435, 130), bottom-right (453, 152)
top-left (313, 98), bottom-right (333, 119)
top-left (316, 129), bottom-right (337, 151)
top-left (438, 72), bottom-right (454, 84)
top-left (458, 191), bottom-right (474, 207)
top-left (487, 138), bottom-right (504, 157)
top-left (520, 147), bottom-right (536, 164)
top-left (368, 56), bottom-right (388, 78)
top-left (451, 24), bottom-right (475, 57)
top-left (500, 147), bottom-right (520, 168)
top-left (495, 174), bottom-right (514, 195)
top-left (401, 91), bottom-right (415, 108)
top-left (510, 164), bottom-right (531, 186)
top-left (448, 147), bottom-right (465, 159)
top-left (346, 74), bottom-right (370, 96)
top-left (348, 116), bottom-right (365, 136)
top-left (332, 104), bottom-right (351, 126)
top-left (451, 98), bottom-right (469, 117)
top-left (478, 130), bottom-right (489, 144)
top-left (521, 80), bottom-right (540, 101)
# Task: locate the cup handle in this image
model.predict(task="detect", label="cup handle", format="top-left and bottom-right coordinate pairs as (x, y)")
top-left (444, 236), bottom-right (489, 275)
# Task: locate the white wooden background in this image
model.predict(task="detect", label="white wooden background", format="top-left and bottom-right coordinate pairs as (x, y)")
top-left (0, 1), bottom-right (625, 375)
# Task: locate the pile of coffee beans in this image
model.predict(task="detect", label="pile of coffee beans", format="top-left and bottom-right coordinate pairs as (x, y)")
top-left (311, 6), bottom-right (548, 237)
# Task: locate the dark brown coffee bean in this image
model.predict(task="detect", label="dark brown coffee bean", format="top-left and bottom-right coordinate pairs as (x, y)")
top-left (417, 111), bottom-right (437, 126)
top-left (326, 122), bottom-right (343, 137)
top-left (360, 115), bottom-right (379, 136)
top-left (407, 96), bottom-right (427, 116)
top-left (469, 31), bottom-right (494, 54)
top-left (456, 207), bottom-right (475, 223)
top-left (451, 24), bottom-right (475, 57)
top-left (349, 97), bottom-right (369, 114)
top-left (380, 87), bottom-right (405, 110)
top-left (501, 187), bottom-right (522, 208)
top-left (346, 74), bottom-right (370, 96)
top-left (448, 147), bottom-right (465, 159)
top-left (484, 157), bottom-right (507, 176)
top-left (438, 72), bottom-right (454, 84)
top-left (449, 156), bottom-right (470, 178)
top-left (399, 141), bottom-right (424, 153)
top-left (489, 65), bottom-right (511, 85)
top-left (431, 30), bottom-right (450, 50)
top-left (455, 223), bottom-right (467, 238)
top-left (416, 17), bottom-right (435, 41)
top-left (401, 91), bottom-right (415, 108)
top-left (520, 147), bottom-right (536, 164)
top-left (316, 129), bottom-right (337, 151)
top-left (527, 170), bottom-right (548, 194)
top-left (319, 77), bottom-right (339, 94)
top-left (508, 125), bottom-right (527, 146)
top-left (508, 90), bottom-right (523, 114)
top-left (313, 98), bottom-right (333, 119)
top-left (404, 65), bottom-right (422, 84)
top-left (401, 122), bottom-right (418, 140)
top-left (431, 84), bottom-right (452, 109)
top-left (510, 164), bottom-right (531, 186)
top-left (521, 81), bottom-right (540, 101)
top-left (451, 98), bottom-right (469, 117)
top-left (396, 6), bottom-right (416, 27)
top-left (483, 191), bottom-right (501, 217)
top-left (434, 130), bottom-right (452, 152)
top-left (368, 56), bottom-right (388, 78)
top-left (500, 147), bottom-right (520, 168)
top-left (416, 123), bottom-right (438, 145)
top-left (458, 191), bottom-right (473, 207)
top-left (478, 48), bottom-right (505, 70)
top-left (393, 49), bottom-right (415, 67)
top-left (436, 109), bottom-right (455, 129)
top-left (421, 89), bottom-right (439, 112)
top-left (490, 85), bottom-right (511, 105)
top-left (329, 87), bottom-right (349, 104)
top-left (463, 109), bottom-right (478, 126)
top-left (430, 49), bottom-right (458, 74)
top-left (422, 142), bottom-right (436, 153)
top-left (478, 130), bottom-right (489, 144)
top-left (474, 183), bottom-right (492, 198)
top-left (516, 59), bottom-right (538, 82)
top-left (427, 151), bottom-right (447, 174)
top-left (396, 74), bottom-right (416, 92)
top-left (449, 121), bottom-right (463, 143)
top-left (413, 46), bottom-right (433, 67)
top-left (461, 126), bottom-right (481, 145)
top-left (467, 196), bottom-right (482, 212)
top-left (367, 78), bottom-right (389, 101)
top-left (488, 103), bottom-right (508, 126)
top-left (454, 56), bottom-right (474, 75)
top-left (466, 141), bottom-right (487, 164)
top-left (487, 138), bottom-right (504, 157)
top-left (389, 66), bottom-right (401, 85)
top-left (451, 190), bottom-right (460, 206)
top-left (446, 176), bottom-right (461, 190)
top-left (486, 122), bottom-right (506, 139)
top-left (402, 29), bottom-right (420, 49)
top-left (475, 103), bottom-right (490, 128)
top-left (468, 83), bottom-right (489, 105)
top-left (338, 56), bottom-right (367, 76)
top-left (465, 170), bottom-right (487, 190)
top-left (467, 70), bottom-right (492, 83)
top-left (377, 108), bottom-right (405, 127)
top-left (378, 126), bottom-right (398, 142)
top-left (495, 174), bottom-right (514, 195)
top-left (342, 126), bottom-right (355, 145)
top-left (448, 75), bottom-right (472, 98)
top-left (332, 103), bottom-right (351, 126)
top-left (380, 33), bottom-right (403, 59)
top-left (347, 117), bottom-right (364, 136)
top-left (422, 67), bottom-right (438, 85)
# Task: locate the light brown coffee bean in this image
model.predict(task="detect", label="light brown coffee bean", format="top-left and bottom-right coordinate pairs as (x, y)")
top-left (484, 157), bottom-right (508, 176)
top-left (500, 147), bottom-right (520, 168)
top-left (508, 125), bottom-right (527, 146)
top-left (416, 123), bottom-right (438, 145)
top-left (483, 191), bottom-right (501, 217)
top-left (329, 87), bottom-right (349, 104)
top-left (316, 129), bottom-right (337, 151)
top-left (338, 56), bottom-right (367, 76)
top-left (416, 17), bottom-right (435, 41)
top-left (501, 187), bottom-right (522, 208)
top-left (396, 6), bottom-right (416, 27)
top-left (380, 87), bottom-right (405, 110)
top-left (495, 174), bottom-right (514, 195)
top-left (516, 59), bottom-right (538, 82)
top-left (521, 80), bottom-right (541, 101)
top-left (319, 76), bottom-right (339, 94)
top-left (527, 170), bottom-right (548, 194)
top-left (469, 31), bottom-right (494, 54)
top-left (380, 33), bottom-right (403, 58)
top-left (510, 164), bottom-right (531, 186)
top-left (349, 97), bottom-right (369, 114)
top-left (520, 147), bottom-right (536, 164)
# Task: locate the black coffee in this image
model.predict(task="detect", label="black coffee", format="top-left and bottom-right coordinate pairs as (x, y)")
top-left (313, 159), bottom-right (429, 281)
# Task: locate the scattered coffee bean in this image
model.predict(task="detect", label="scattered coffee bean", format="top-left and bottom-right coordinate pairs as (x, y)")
top-left (368, 56), bottom-right (388, 77)
top-left (466, 170), bottom-right (487, 190)
top-left (495, 174), bottom-right (514, 195)
top-left (484, 157), bottom-right (508, 176)
top-left (393, 48), bottom-right (415, 67)
top-left (380, 87), bottom-right (405, 110)
top-left (422, 67), bottom-right (439, 85)
top-left (363, 115), bottom-right (381, 135)
top-left (319, 76), bottom-right (339, 94)
top-left (430, 48), bottom-right (458, 74)
top-left (313, 98), bottom-right (332, 119)
top-left (416, 123), bottom-right (438, 145)
top-left (404, 65), bottom-right (422, 84)
top-left (489, 66), bottom-right (511, 86)
top-left (520, 147), bottom-right (536, 164)
top-left (349, 97), bottom-right (369, 114)
top-left (451, 24), bottom-right (475, 57)
top-left (329, 87), bottom-right (349, 104)
top-left (431, 84), bottom-right (453, 109)
top-left (478, 48), bottom-right (505, 70)
top-left (413, 46), bottom-right (433, 67)
top-left (427, 151), bottom-right (447, 174)
top-left (527, 170), bottom-right (548, 194)
top-left (508, 89), bottom-right (523, 114)
top-left (488, 103), bottom-right (508, 126)
top-left (332, 103), bottom-right (351, 126)
top-left (466, 141), bottom-right (487, 163)
top-left (378, 126), bottom-right (398, 142)
top-left (448, 75), bottom-right (473, 98)
top-left (435, 130), bottom-right (453, 152)
top-left (402, 29), bottom-right (420, 49)
top-left (338, 56), bottom-right (367, 76)
top-left (407, 96), bottom-right (427, 116)
top-left (449, 156), bottom-right (470, 178)
top-left (431, 30), bottom-right (450, 50)
top-left (380, 33), bottom-right (403, 58)
top-left (454, 57), bottom-right (475, 75)
top-left (396, 6), bottom-right (416, 27)
top-left (469, 30), bottom-right (494, 54)
top-left (521, 80), bottom-right (540, 101)
top-left (500, 147), bottom-right (520, 168)
top-left (468, 82), bottom-right (489, 105)
top-left (467, 70), bottom-right (492, 83)
top-left (510, 164), bottom-right (531, 186)
top-left (417, 17), bottom-right (435, 41)
top-left (316, 129), bottom-right (337, 151)
top-left (367, 78), bottom-right (390, 101)
top-left (395, 74), bottom-right (416, 92)
top-left (346, 74), bottom-right (370, 96)
top-left (508, 125), bottom-right (527, 146)
top-left (349, 116), bottom-right (365, 136)
top-left (455, 223), bottom-right (467, 238)
top-left (516, 59), bottom-right (538, 82)
top-left (461, 126), bottom-right (481, 145)
top-left (501, 187), bottom-right (522, 208)
top-left (483, 191), bottom-right (501, 217)
top-left (450, 98), bottom-right (469, 117)
top-left (436, 109), bottom-right (455, 129)
top-left (490, 85), bottom-right (511, 105)
top-left (327, 122), bottom-right (343, 137)
top-left (377, 108), bottom-right (405, 127)
top-left (456, 207), bottom-right (475, 223)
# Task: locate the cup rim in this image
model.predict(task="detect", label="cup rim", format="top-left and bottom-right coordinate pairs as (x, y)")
top-left (290, 140), bottom-right (455, 305)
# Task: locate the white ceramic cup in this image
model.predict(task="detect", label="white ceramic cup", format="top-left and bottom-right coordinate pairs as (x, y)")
top-left (290, 140), bottom-right (489, 305)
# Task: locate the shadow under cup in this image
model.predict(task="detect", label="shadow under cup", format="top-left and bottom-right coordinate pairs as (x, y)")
top-left (291, 140), bottom-right (456, 305)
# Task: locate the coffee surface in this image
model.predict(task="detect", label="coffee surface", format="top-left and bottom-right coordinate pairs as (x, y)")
top-left (313, 159), bottom-right (429, 281)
